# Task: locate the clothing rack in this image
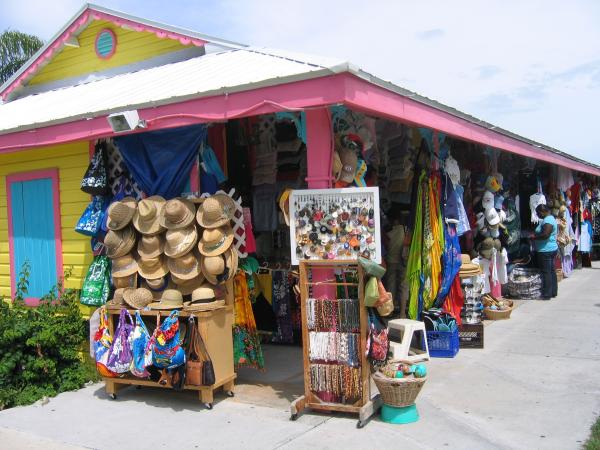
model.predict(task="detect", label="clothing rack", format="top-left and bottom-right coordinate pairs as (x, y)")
top-left (290, 260), bottom-right (381, 428)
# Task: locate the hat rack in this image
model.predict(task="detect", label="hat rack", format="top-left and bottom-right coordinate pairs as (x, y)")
top-left (290, 260), bottom-right (381, 428)
top-left (103, 277), bottom-right (236, 409)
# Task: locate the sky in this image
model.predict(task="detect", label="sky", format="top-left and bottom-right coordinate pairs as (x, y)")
top-left (2, 0), bottom-right (600, 165)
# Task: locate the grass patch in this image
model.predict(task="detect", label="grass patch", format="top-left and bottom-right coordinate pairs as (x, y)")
top-left (586, 416), bottom-right (600, 449)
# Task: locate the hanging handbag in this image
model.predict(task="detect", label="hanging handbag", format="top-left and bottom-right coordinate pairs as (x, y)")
top-left (130, 311), bottom-right (152, 378)
top-left (81, 141), bottom-right (109, 195)
top-left (80, 256), bottom-right (111, 306)
top-left (358, 257), bottom-right (386, 279)
top-left (152, 311), bottom-right (186, 369)
top-left (366, 309), bottom-right (389, 363)
top-left (93, 307), bottom-right (118, 378)
top-left (185, 316), bottom-right (215, 386)
top-left (75, 195), bottom-right (108, 237)
top-left (364, 276), bottom-right (379, 307)
top-left (106, 309), bottom-right (135, 374)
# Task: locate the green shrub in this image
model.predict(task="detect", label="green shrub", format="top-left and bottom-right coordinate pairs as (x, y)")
top-left (0, 262), bottom-right (99, 410)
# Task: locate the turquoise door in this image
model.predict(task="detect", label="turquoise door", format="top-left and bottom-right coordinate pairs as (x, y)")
top-left (10, 177), bottom-right (58, 299)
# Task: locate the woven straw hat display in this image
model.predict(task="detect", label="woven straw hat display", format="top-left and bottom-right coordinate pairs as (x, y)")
top-left (111, 253), bottom-right (138, 278)
top-left (167, 251), bottom-right (201, 280)
top-left (159, 197), bottom-right (196, 230)
top-left (164, 225), bottom-right (198, 258)
top-left (132, 195), bottom-right (166, 235)
top-left (123, 287), bottom-right (154, 309)
top-left (183, 284), bottom-right (225, 312)
top-left (196, 194), bottom-right (235, 228)
top-left (137, 234), bottom-right (165, 259)
top-left (198, 225), bottom-right (234, 257)
top-left (137, 254), bottom-right (169, 279)
top-left (113, 272), bottom-right (138, 289)
top-left (106, 288), bottom-right (126, 307)
top-left (105, 226), bottom-right (136, 258)
top-left (201, 247), bottom-right (238, 285)
top-left (171, 272), bottom-right (206, 296)
top-left (106, 197), bottom-right (137, 230)
top-left (148, 289), bottom-right (184, 310)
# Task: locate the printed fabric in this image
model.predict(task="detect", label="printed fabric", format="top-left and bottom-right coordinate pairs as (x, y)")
top-left (233, 272), bottom-right (265, 369)
top-left (271, 270), bottom-right (294, 344)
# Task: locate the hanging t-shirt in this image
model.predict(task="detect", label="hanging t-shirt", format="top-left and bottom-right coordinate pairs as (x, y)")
top-left (534, 215), bottom-right (558, 253)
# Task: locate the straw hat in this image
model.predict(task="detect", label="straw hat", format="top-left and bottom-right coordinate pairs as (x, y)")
top-left (113, 272), bottom-right (138, 289)
top-left (338, 148), bottom-right (358, 184)
top-left (111, 253), bottom-right (138, 278)
top-left (198, 225), bottom-right (234, 257)
top-left (159, 198), bottom-right (196, 230)
top-left (164, 225), bottom-right (198, 258)
top-left (106, 288), bottom-right (126, 307)
top-left (279, 189), bottom-right (292, 226)
top-left (132, 196), bottom-right (166, 235)
top-left (183, 285), bottom-right (225, 311)
top-left (201, 247), bottom-right (238, 285)
top-left (148, 289), bottom-right (184, 310)
top-left (123, 287), bottom-right (154, 309)
top-left (141, 276), bottom-right (174, 299)
top-left (137, 234), bottom-right (165, 259)
top-left (168, 251), bottom-right (201, 280)
top-left (196, 194), bottom-right (236, 228)
top-left (171, 272), bottom-right (205, 296)
top-left (138, 254), bottom-right (169, 279)
top-left (458, 254), bottom-right (482, 278)
top-left (106, 197), bottom-right (137, 231)
top-left (105, 226), bottom-right (136, 258)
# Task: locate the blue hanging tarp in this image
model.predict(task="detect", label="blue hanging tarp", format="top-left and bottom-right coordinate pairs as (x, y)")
top-left (114, 125), bottom-right (207, 199)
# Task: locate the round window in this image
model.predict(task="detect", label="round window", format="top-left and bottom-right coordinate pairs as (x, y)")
top-left (95, 29), bottom-right (117, 59)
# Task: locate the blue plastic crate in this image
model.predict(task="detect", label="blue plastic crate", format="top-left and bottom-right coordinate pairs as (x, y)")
top-left (426, 328), bottom-right (460, 358)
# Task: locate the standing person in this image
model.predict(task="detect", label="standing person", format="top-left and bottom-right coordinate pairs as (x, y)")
top-left (532, 204), bottom-right (558, 300)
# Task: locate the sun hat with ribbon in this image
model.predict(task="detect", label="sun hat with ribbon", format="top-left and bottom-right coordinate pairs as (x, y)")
top-left (159, 197), bottom-right (196, 230)
top-left (123, 287), bottom-right (154, 310)
top-left (106, 197), bottom-right (137, 231)
top-left (141, 276), bottom-right (173, 299)
top-left (183, 284), bottom-right (225, 311)
top-left (201, 247), bottom-right (238, 285)
top-left (106, 288), bottom-right (126, 307)
top-left (171, 272), bottom-right (205, 296)
top-left (148, 289), bottom-right (184, 310)
top-left (168, 251), bottom-right (201, 280)
top-left (138, 254), bottom-right (169, 279)
top-left (196, 194), bottom-right (236, 228)
top-left (198, 225), bottom-right (234, 257)
top-left (132, 195), bottom-right (166, 235)
top-left (137, 234), bottom-right (165, 259)
top-left (113, 272), bottom-right (138, 289)
top-left (111, 253), bottom-right (138, 278)
top-left (105, 225), bottom-right (136, 258)
top-left (164, 225), bottom-right (198, 258)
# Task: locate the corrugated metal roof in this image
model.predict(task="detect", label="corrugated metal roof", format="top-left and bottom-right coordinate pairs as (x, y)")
top-left (0, 49), bottom-right (341, 134)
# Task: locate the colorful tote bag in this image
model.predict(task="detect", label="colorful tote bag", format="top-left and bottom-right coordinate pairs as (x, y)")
top-left (81, 141), bottom-right (109, 195)
top-left (130, 311), bottom-right (153, 378)
top-left (94, 307), bottom-right (118, 378)
top-left (75, 195), bottom-right (108, 237)
top-left (80, 256), bottom-right (111, 306)
top-left (106, 309), bottom-right (135, 374)
top-left (152, 310), bottom-right (185, 369)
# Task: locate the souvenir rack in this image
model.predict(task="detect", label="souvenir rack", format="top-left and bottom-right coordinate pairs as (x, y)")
top-left (290, 260), bottom-right (381, 428)
top-left (103, 279), bottom-right (236, 409)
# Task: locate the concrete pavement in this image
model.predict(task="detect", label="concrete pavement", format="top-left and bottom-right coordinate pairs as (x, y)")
top-left (1, 264), bottom-right (599, 450)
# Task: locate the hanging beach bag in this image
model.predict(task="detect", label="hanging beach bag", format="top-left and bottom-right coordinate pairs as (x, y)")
top-left (364, 276), bottom-right (379, 307)
top-left (94, 307), bottom-right (118, 378)
top-left (81, 141), bottom-right (109, 195)
top-left (367, 309), bottom-right (389, 363)
top-left (106, 309), bottom-right (135, 374)
top-left (130, 311), bottom-right (153, 378)
top-left (185, 316), bottom-right (216, 386)
top-left (75, 195), bottom-right (108, 237)
top-left (152, 310), bottom-right (186, 369)
top-left (80, 256), bottom-right (111, 306)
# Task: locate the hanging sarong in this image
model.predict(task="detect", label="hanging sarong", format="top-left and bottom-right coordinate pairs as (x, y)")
top-left (233, 272), bottom-right (264, 369)
top-left (407, 171), bottom-right (426, 319)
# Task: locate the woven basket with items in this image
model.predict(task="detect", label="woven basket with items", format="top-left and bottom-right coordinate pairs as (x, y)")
top-left (482, 294), bottom-right (514, 320)
top-left (372, 360), bottom-right (427, 408)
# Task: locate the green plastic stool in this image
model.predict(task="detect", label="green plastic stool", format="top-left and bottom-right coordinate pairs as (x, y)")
top-left (381, 403), bottom-right (419, 424)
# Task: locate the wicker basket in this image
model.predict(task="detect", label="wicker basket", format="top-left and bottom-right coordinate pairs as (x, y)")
top-left (484, 299), bottom-right (514, 320)
top-left (372, 361), bottom-right (427, 407)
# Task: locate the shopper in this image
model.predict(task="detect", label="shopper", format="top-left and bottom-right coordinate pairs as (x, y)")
top-left (532, 204), bottom-right (558, 299)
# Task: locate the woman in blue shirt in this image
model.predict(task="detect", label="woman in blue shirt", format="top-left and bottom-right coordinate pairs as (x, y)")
top-left (532, 204), bottom-right (558, 300)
